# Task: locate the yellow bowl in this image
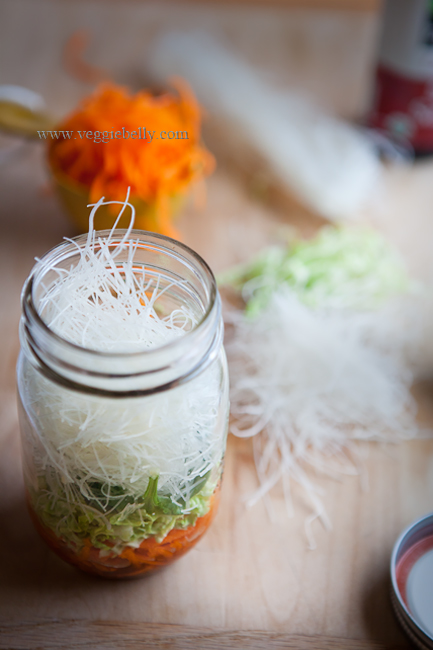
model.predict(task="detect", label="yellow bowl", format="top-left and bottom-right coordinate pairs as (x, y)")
top-left (52, 171), bottom-right (183, 235)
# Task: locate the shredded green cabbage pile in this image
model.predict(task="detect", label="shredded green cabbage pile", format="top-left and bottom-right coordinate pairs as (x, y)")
top-left (31, 473), bottom-right (214, 554)
top-left (218, 226), bottom-right (409, 316)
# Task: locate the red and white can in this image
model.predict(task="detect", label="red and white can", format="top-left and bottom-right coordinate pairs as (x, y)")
top-left (370, 0), bottom-right (433, 154)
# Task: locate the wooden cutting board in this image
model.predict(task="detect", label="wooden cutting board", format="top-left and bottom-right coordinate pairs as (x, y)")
top-left (1, 1), bottom-right (433, 648)
top-left (3, 140), bottom-right (433, 650)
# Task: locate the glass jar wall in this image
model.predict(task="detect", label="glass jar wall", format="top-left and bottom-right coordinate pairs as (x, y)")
top-left (17, 230), bottom-right (229, 578)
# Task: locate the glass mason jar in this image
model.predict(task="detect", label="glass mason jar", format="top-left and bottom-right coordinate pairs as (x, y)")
top-left (17, 230), bottom-right (229, 579)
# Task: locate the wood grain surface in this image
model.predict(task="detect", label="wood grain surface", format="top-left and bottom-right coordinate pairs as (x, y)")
top-left (0, 621), bottom-right (407, 650)
top-left (1, 2), bottom-right (433, 649)
top-left (2, 140), bottom-right (429, 650)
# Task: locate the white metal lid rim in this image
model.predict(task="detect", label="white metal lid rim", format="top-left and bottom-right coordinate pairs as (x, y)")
top-left (390, 511), bottom-right (433, 648)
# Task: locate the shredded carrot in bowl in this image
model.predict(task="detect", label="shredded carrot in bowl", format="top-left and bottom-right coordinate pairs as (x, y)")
top-left (48, 80), bottom-right (215, 237)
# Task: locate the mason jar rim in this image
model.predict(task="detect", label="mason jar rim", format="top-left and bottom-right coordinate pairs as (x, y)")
top-left (20, 229), bottom-right (222, 396)
top-left (23, 228), bottom-right (217, 359)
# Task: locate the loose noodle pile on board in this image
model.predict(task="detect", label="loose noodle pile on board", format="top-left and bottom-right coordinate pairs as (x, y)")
top-left (220, 226), bottom-right (422, 547)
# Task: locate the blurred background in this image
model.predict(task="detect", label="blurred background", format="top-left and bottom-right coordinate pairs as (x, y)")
top-left (1, 0), bottom-right (432, 278)
top-left (1, 0), bottom-right (379, 118)
top-left (3, 1), bottom-right (433, 647)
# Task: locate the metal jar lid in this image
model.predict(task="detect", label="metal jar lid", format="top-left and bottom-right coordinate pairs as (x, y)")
top-left (391, 512), bottom-right (433, 649)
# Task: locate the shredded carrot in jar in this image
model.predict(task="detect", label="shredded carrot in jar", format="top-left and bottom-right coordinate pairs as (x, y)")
top-left (48, 81), bottom-right (215, 237)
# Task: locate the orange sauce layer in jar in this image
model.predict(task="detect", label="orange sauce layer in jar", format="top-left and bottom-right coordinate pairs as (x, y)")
top-left (28, 487), bottom-right (220, 579)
